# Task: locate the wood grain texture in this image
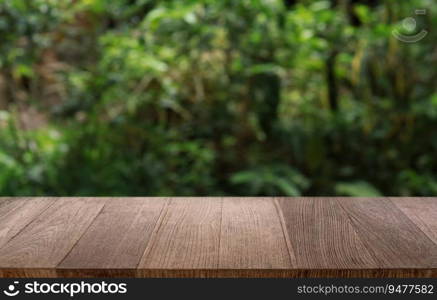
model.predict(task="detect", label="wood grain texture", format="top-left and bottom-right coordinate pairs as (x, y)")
top-left (0, 198), bottom-right (104, 273)
top-left (0, 197), bottom-right (56, 249)
top-left (219, 198), bottom-right (292, 269)
top-left (390, 197), bottom-right (437, 245)
top-left (0, 269), bottom-right (57, 278)
top-left (58, 198), bottom-right (168, 275)
top-left (134, 269), bottom-right (437, 278)
top-left (338, 197), bottom-right (437, 268)
top-left (137, 197), bottom-right (221, 269)
top-left (277, 197), bottom-right (377, 269)
top-left (0, 197), bottom-right (436, 278)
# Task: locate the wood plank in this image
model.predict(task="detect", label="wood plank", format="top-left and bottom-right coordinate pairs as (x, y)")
top-left (58, 198), bottom-right (168, 275)
top-left (276, 197), bottom-right (377, 269)
top-left (1, 197), bottom-right (436, 278)
top-left (390, 197), bottom-right (437, 245)
top-left (0, 268), bottom-right (58, 278)
top-left (219, 198), bottom-right (292, 269)
top-left (0, 197), bottom-right (56, 249)
top-left (0, 198), bottom-right (104, 273)
top-left (338, 197), bottom-right (437, 268)
top-left (133, 269), bottom-right (437, 278)
top-left (137, 197), bottom-right (221, 270)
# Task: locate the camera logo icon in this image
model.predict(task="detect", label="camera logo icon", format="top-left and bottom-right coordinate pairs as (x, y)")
top-left (392, 9), bottom-right (428, 43)
top-left (3, 281), bottom-right (20, 297)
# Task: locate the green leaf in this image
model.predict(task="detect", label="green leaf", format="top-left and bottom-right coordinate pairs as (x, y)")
top-left (335, 181), bottom-right (382, 197)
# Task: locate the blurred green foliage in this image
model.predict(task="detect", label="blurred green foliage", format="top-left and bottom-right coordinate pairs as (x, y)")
top-left (0, 0), bottom-right (436, 196)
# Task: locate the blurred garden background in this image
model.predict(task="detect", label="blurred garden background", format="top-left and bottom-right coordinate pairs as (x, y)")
top-left (0, 0), bottom-right (436, 196)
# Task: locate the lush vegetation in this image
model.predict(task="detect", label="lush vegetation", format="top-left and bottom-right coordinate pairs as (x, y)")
top-left (0, 0), bottom-right (436, 196)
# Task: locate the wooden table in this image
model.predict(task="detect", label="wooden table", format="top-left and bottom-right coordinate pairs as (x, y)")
top-left (0, 197), bottom-right (436, 278)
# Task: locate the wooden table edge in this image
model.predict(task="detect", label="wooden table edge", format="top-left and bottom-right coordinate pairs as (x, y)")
top-left (1, 268), bottom-right (437, 278)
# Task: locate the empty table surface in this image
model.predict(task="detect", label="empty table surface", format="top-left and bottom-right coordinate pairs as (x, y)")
top-left (0, 197), bottom-right (436, 278)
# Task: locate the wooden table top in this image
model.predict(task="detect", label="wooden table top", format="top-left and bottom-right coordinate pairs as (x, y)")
top-left (0, 197), bottom-right (436, 278)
